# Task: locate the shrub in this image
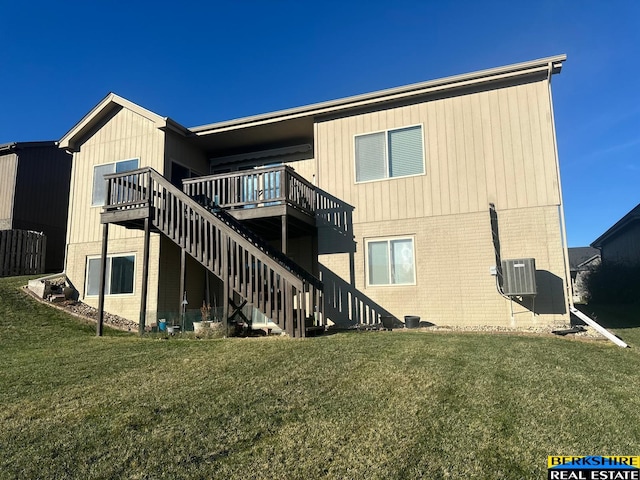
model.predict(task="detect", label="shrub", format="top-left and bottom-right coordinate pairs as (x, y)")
top-left (584, 261), bottom-right (640, 304)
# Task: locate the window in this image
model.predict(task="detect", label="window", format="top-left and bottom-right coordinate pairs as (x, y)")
top-left (86, 254), bottom-right (135, 296)
top-left (92, 159), bottom-right (139, 206)
top-left (355, 125), bottom-right (424, 182)
top-left (366, 237), bottom-right (415, 286)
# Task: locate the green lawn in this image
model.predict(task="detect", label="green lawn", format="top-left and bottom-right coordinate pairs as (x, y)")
top-left (1, 276), bottom-right (639, 479)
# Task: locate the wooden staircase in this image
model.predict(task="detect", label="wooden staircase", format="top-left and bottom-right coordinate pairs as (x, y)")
top-left (100, 167), bottom-right (324, 337)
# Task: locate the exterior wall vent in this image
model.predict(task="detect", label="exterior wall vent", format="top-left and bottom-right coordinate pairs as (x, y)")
top-left (501, 258), bottom-right (537, 296)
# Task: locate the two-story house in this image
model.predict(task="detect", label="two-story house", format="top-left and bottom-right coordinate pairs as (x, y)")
top-left (58, 54), bottom-right (571, 336)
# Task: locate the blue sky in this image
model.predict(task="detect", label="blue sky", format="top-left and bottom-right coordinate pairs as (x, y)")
top-left (2, 0), bottom-right (639, 247)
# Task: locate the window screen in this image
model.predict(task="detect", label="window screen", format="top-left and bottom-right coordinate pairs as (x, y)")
top-left (355, 126), bottom-right (423, 182)
top-left (388, 126), bottom-right (424, 178)
top-left (367, 238), bottom-right (415, 285)
top-left (355, 132), bottom-right (386, 182)
top-left (86, 255), bottom-right (134, 295)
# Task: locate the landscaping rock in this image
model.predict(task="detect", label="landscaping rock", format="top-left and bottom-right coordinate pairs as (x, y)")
top-left (57, 300), bottom-right (139, 331)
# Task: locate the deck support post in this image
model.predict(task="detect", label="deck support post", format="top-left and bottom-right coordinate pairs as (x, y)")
top-left (349, 251), bottom-right (356, 287)
top-left (281, 215), bottom-right (287, 255)
top-left (311, 231), bottom-right (319, 278)
top-left (139, 216), bottom-right (151, 335)
top-left (97, 222), bottom-right (109, 337)
top-left (222, 234), bottom-right (229, 334)
top-left (179, 247), bottom-right (186, 330)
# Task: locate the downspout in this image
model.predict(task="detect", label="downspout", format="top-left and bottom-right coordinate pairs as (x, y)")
top-left (547, 62), bottom-right (627, 347)
top-left (61, 146), bottom-right (77, 277)
top-left (546, 61), bottom-right (573, 314)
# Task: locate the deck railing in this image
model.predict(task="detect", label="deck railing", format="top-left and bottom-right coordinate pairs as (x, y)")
top-left (183, 167), bottom-right (354, 244)
top-left (102, 167), bottom-right (323, 337)
top-left (183, 166), bottom-right (315, 216)
top-left (314, 188), bottom-right (355, 247)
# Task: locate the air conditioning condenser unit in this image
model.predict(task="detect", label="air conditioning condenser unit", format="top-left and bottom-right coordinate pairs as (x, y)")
top-left (501, 258), bottom-right (537, 296)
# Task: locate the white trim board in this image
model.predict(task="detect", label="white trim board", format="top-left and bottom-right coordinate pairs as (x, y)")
top-left (570, 307), bottom-right (629, 348)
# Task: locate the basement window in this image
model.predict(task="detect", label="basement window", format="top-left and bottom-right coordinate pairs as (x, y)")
top-left (92, 158), bottom-right (139, 206)
top-left (366, 237), bottom-right (416, 286)
top-left (86, 254), bottom-right (135, 296)
top-left (355, 125), bottom-right (424, 182)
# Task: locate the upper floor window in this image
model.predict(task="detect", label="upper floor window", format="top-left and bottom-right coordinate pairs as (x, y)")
top-left (355, 125), bottom-right (424, 183)
top-left (92, 158), bottom-right (139, 206)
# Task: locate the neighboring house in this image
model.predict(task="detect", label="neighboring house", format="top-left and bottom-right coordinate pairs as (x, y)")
top-left (0, 141), bottom-right (72, 274)
top-left (591, 203), bottom-right (640, 266)
top-left (58, 54), bottom-right (571, 335)
top-left (568, 246), bottom-right (600, 303)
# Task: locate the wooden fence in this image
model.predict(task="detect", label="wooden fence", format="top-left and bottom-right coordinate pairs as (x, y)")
top-left (0, 229), bottom-right (46, 277)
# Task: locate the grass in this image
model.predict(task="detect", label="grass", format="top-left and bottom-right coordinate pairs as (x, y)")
top-left (2, 276), bottom-right (640, 479)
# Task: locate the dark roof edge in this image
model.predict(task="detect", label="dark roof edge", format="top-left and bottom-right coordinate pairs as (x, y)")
top-left (0, 141), bottom-right (58, 153)
top-left (591, 204), bottom-right (640, 248)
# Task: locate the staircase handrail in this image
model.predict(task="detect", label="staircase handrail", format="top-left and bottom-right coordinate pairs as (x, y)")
top-left (193, 196), bottom-right (323, 290)
top-left (104, 167), bottom-right (306, 289)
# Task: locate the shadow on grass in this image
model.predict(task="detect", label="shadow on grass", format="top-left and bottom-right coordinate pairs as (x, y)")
top-left (576, 303), bottom-right (640, 330)
top-left (574, 303), bottom-right (640, 349)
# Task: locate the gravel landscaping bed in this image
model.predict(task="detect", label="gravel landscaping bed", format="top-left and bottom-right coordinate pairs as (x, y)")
top-left (24, 285), bottom-right (138, 332)
top-left (25, 277), bottom-right (608, 340)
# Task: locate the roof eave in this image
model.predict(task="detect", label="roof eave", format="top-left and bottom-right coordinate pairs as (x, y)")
top-left (591, 205), bottom-right (640, 248)
top-left (191, 54), bottom-right (566, 136)
top-left (58, 93), bottom-right (188, 152)
top-left (577, 254), bottom-right (601, 269)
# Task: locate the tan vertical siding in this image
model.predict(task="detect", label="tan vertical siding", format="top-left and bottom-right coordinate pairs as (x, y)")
top-left (286, 157), bottom-right (316, 183)
top-left (470, 93), bottom-right (488, 210)
top-left (67, 107), bottom-right (165, 245)
top-left (479, 91), bottom-right (497, 205)
top-left (0, 152), bottom-right (18, 228)
top-left (315, 78), bottom-right (560, 223)
top-left (314, 76), bottom-right (568, 326)
top-left (164, 132), bottom-right (209, 177)
top-left (65, 106), bottom-right (165, 320)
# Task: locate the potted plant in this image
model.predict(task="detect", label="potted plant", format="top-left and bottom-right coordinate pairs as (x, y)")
top-left (193, 301), bottom-right (212, 333)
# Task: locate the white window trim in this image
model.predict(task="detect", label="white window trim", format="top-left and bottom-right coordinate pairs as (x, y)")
top-left (91, 158), bottom-right (140, 207)
top-left (85, 252), bottom-right (137, 297)
top-left (365, 235), bottom-right (417, 287)
top-left (353, 124), bottom-right (425, 184)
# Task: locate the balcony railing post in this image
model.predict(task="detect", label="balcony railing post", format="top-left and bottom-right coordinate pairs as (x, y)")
top-left (182, 166), bottom-right (317, 213)
top-left (283, 167), bottom-right (289, 204)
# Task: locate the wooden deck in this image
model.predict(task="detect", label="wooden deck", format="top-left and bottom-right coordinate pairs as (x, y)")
top-left (97, 167), bottom-right (324, 338)
top-left (97, 166), bottom-right (392, 336)
top-left (182, 166), bottom-right (316, 241)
